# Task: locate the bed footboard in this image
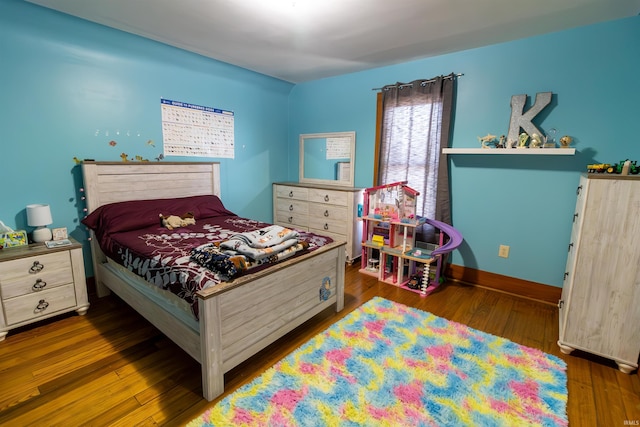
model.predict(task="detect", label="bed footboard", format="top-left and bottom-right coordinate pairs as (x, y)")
top-left (198, 241), bottom-right (345, 401)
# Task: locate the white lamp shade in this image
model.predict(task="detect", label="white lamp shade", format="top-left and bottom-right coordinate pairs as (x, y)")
top-left (27, 204), bottom-right (53, 227)
top-left (27, 204), bottom-right (53, 243)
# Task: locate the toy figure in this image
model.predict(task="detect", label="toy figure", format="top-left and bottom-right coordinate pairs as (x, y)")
top-left (159, 212), bottom-right (196, 230)
top-left (319, 277), bottom-right (331, 301)
top-left (530, 133), bottom-right (543, 148)
top-left (478, 133), bottom-right (497, 148)
top-left (560, 135), bottom-right (573, 147)
top-left (518, 132), bottom-right (529, 147)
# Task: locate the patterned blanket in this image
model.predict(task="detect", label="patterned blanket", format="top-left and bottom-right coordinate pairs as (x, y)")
top-left (191, 239), bottom-right (309, 280)
top-left (219, 225), bottom-right (300, 261)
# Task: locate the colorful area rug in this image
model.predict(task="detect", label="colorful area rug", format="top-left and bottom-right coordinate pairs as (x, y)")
top-left (188, 297), bottom-right (568, 426)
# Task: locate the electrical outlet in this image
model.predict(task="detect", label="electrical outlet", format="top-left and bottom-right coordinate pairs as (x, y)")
top-left (498, 245), bottom-right (510, 258)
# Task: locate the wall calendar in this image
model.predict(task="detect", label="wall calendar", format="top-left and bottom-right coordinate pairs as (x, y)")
top-left (161, 98), bottom-right (234, 158)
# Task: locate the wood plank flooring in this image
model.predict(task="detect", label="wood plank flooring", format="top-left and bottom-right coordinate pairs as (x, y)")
top-left (1, 263), bottom-right (639, 426)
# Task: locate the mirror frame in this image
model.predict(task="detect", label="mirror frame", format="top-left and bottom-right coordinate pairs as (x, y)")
top-left (299, 131), bottom-right (356, 188)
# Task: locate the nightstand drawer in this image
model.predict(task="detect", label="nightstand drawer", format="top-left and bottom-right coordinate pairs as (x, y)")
top-left (3, 283), bottom-right (77, 325)
top-left (0, 252), bottom-right (73, 299)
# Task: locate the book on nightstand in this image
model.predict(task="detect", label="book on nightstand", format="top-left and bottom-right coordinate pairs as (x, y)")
top-left (45, 239), bottom-right (72, 249)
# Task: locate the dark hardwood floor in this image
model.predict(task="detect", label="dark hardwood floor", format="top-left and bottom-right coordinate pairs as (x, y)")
top-left (1, 263), bottom-right (639, 426)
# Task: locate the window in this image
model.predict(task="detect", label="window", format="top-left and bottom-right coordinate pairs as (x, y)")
top-left (374, 75), bottom-right (455, 224)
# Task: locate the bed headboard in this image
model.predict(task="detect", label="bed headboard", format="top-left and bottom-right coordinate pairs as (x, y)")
top-left (81, 161), bottom-right (221, 287)
top-left (81, 161), bottom-right (221, 212)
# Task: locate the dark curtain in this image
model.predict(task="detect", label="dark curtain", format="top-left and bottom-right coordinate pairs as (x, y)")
top-left (377, 74), bottom-right (455, 226)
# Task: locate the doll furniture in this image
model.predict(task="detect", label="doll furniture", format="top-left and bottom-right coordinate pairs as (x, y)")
top-left (359, 181), bottom-right (462, 296)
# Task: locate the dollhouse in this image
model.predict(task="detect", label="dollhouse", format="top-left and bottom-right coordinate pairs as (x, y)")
top-left (359, 181), bottom-right (463, 296)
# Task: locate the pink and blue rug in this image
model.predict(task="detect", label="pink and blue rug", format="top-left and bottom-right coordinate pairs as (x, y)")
top-left (188, 297), bottom-right (567, 426)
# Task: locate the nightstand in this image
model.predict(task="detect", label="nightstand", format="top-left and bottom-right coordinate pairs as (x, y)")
top-left (0, 237), bottom-right (89, 341)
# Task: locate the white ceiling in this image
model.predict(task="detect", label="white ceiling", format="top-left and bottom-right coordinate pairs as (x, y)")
top-left (25, 0), bottom-right (640, 83)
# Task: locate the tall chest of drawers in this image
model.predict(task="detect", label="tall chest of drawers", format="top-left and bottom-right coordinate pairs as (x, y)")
top-left (557, 174), bottom-right (640, 373)
top-left (0, 238), bottom-right (89, 341)
top-left (273, 182), bottom-right (363, 263)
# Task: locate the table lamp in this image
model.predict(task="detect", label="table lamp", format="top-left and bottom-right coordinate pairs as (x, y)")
top-left (27, 204), bottom-right (53, 243)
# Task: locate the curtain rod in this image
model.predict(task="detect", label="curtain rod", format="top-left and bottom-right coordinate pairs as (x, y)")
top-left (372, 73), bottom-right (463, 91)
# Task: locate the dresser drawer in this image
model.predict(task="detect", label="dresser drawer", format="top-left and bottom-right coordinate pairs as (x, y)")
top-left (0, 252), bottom-right (73, 299)
top-left (309, 203), bottom-right (346, 222)
top-left (3, 283), bottom-right (77, 326)
top-left (274, 211), bottom-right (308, 229)
top-left (275, 199), bottom-right (309, 216)
top-left (308, 188), bottom-right (348, 206)
top-left (309, 217), bottom-right (347, 236)
top-left (275, 185), bottom-right (309, 201)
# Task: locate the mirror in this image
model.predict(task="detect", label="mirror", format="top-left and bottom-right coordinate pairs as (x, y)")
top-left (299, 131), bottom-right (355, 187)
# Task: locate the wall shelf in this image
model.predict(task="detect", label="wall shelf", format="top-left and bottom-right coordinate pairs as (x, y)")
top-left (443, 148), bottom-right (575, 155)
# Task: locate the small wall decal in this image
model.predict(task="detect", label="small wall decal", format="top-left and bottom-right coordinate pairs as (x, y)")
top-left (319, 277), bottom-right (331, 301)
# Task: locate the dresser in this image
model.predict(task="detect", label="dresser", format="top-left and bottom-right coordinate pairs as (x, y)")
top-left (558, 174), bottom-right (640, 372)
top-left (0, 238), bottom-right (89, 341)
top-left (273, 182), bottom-right (363, 263)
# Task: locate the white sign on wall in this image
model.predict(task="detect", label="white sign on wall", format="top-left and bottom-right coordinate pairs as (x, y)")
top-left (326, 136), bottom-right (351, 159)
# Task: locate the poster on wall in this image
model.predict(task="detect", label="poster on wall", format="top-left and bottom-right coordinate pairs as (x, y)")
top-left (161, 99), bottom-right (234, 158)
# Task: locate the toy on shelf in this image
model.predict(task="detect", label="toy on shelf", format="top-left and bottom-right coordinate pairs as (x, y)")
top-left (586, 163), bottom-right (610, 173)
top-left (371, 235), bottom-right (385, 246)
top-left (559, 135), bottom-right (573, 147)
top-left (606, 160), bottom-right (639, 175)
top-left (359, 182), bottom-right (463, 296)
top-left (586, 160), bottom-right (639, 175)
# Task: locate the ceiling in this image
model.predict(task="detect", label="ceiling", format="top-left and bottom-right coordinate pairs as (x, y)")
top-left (25, 0), bottom-right (640, 83)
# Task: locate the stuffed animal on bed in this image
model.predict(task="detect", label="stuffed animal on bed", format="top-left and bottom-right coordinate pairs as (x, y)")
top-left (159, 212), bottom-right (196, 230)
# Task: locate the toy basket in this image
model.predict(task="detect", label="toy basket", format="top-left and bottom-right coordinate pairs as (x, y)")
top-left (0, 221), bottom-right (28, 249)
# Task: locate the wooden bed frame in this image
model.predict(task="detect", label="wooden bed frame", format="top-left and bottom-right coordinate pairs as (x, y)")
top-left (81, 161), bottom-right (345, 401)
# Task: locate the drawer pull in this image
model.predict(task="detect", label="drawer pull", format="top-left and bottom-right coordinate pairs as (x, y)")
top-left (36, 299), bottom-right (50, 312)
top-left (567, 243), bottom-right (573, 252)
top-left (564, 272), bottom-right (569, 280)
top-left (324, 210), bottom-right (329, 217)
top-left (558, 300), bottom-right (564, 309)
top-left (29, 261), bottom-right (44, 274)
top-left (289, 191), bottom-right (294, 198)
top-left (576, 185), bottom-right (582, 195)
top-left (288, 216), bottom-right (293, 223)
top-left (324, 195), bottom-right (330, 202)
top-left (289, 204), bottom-right (294, 211)
top-left (32, 279), bottom-right (47, 291)
top-left (572, 213), bottom-right (578, 223)
top-left (323, 223), bottom-right (329, 231)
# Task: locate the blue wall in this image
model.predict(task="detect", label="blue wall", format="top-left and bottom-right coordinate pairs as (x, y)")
top-left (0, 0), bottom-right (293, 276)
top-left (2, 0), bottom-right (638, 288)
top-left (290, 16), bottom-right (640, 287)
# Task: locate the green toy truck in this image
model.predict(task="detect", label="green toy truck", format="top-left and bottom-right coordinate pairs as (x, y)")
top-left (606, 160), bottom-right (639, 175)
